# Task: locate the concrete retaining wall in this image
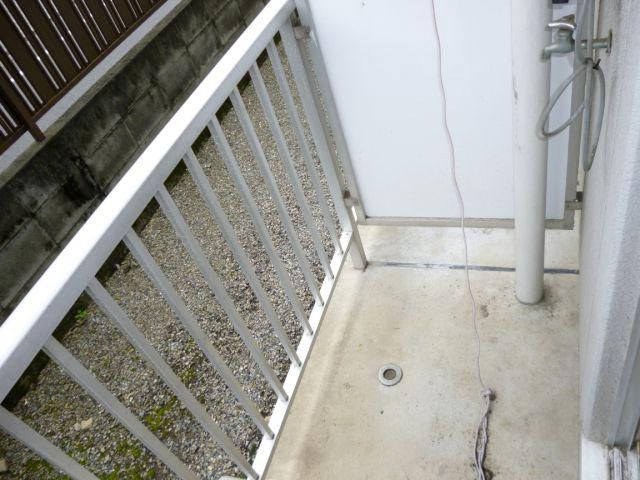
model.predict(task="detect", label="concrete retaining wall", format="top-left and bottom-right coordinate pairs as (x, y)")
top-left (0, 0), bottom-right (265, 322)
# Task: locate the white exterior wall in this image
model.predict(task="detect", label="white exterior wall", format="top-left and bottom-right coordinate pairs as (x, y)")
top-left (580, 0), bottom-right (640, 443)
top-left (307, 0), bottom-right (571, 222)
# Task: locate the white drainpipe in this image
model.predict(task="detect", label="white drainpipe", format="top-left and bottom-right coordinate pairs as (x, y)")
top-left (512, 1), bottom-right (552, 304)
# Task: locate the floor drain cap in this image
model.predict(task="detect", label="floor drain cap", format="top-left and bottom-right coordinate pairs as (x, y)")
top-left (378, 363), bottom-right (402, 386)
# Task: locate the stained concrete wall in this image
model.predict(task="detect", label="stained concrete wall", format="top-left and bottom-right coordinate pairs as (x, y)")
top-left (0, 0), bottom-right (265, 322)
top-left (579, 0), bottom-right (640, 443)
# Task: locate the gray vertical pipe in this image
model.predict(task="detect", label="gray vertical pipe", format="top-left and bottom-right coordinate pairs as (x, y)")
top-left (564, 1), bottom-right (587, 216)
top-left (513, 2), bottom-right (552, 304)
top-left (579, 0), bottom-right (595, 172)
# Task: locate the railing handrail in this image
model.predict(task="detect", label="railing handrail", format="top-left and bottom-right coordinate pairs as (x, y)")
top-left (0, 0), bottom-right (296, 404)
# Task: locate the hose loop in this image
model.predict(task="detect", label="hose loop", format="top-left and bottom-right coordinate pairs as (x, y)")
top-left (537, 59), bottom-right (605, 172)
top-left (583, 60), bottom-right (606, 171)
top-left (537, 64), bottom-right (588, 138)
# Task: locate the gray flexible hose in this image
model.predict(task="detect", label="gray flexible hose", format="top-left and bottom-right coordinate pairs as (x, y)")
top-left (537, 63), bottom-right (588, 138)
top-left (583, 63), bottom-right (605, 171)
top-left (537, 60), bottom-right (605, 171)
top-left (538, 0), bottom-right (588, 140)
top-left (538, 1), bottom-right (605, 172)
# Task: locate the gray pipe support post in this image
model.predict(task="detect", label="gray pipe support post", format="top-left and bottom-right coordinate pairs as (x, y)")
top-left (513, 2), bottom-right (552, 304)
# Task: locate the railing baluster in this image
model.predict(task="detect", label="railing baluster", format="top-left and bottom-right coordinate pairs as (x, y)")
top-left (0, 39), bottom-right (44, 106)
top-left (98, 0), bottom-right (121, 35)
top-left (0, 103), bottom-right (17, 128)
top-left (86, 278), bottom-right (259, 480)
top-left (154, 186), bottom-right (289, 401)
top-left (265, 42), bottom-right (342, 253)
top-left (297, 28), bottom-right (363, 219)
top-left (125, 0), bottom-right (139, 19)
top-left (123, 230), bottom-right (274, 437)
top-left (0, 59), bottom-right (36, 112)
top-left (0, 113), bottom-right (12, 135)
top-left (107, 0), bottom-right (127, 30)
top-left (205, 118), bottom-right (314, 332)
top-left (42, 338), bottom-right (198, 480)
top-left (280, 21), bottom-right (368, 269)
top-left (230, 88), bottom-right (330, 293)
top-left (182, 149), bottom-right (302, 365)
top-left (0, 407), bottom-right (99, 480)
top-left (0, 110), bottom-right (10, 135)
top-left (10, 0), bottom-right (67, 83)
top-left (279, 23), bottom-right (351, 231)
top-left (249, 63), bottom-right (337, 272)
top-left (0, 0), bottom-right (60, 89)
top-left (0, 61), bottom-right (46, 140)
top-left (69, 0), bottom-right (102, 51)
top-left (47, 0), bottom-right (89, 64)
top-left (36, 0), bottom-right (82, 69)
top-left (79, 0), bottom-right (108, 47)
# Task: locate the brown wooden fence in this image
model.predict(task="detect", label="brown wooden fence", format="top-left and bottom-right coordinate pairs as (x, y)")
top-left (0, 0), bottom-right (167, 154)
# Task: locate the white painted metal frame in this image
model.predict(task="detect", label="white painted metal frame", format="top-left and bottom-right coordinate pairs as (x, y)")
top-left (292, 0), bottom-right (366, 224)
top-left (121, 229), bottom-right (274, 439)
top-left (259, 45), bottom-right (341, 255)
top-left (0, 0), bottom-right (296, 405)
top-left (229, 89), bottom-right (330, 298)
top-left (202, 119), bottom-right (317, 331)
top-left (86, 278), bottom-right (258, 477)
top-left (43, 337), bottom-right (199, 480)
top-left (0, 0), bottom-right (363, 477)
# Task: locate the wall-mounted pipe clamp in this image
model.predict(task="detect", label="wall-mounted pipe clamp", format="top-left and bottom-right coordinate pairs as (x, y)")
top-left (543, 14), bottom-right (612, 60)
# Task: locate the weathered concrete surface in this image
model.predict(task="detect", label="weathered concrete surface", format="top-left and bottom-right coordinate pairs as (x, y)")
top-left (266, 223), bottom-right (580, 479)
top-left (358, 218), bottom-right (580, 270)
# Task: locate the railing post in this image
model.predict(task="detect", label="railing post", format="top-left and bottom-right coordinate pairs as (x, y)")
top-left (0, 82), bottom-right (44, 141)
top-left (295, 37), bottom-right (369, 265)
top-left (291, 0), bottom-right (365, 220)
top-left (284, 6), bottom-right (367, 269)
top-left (340, 191), bottom-right (365, 270)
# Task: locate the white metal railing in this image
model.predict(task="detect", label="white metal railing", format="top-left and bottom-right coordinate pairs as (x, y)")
top-left (0, 0), bottom-right (366, 477)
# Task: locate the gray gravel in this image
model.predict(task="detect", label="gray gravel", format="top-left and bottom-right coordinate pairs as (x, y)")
top-left (0, 44), bottom-right (340, 480)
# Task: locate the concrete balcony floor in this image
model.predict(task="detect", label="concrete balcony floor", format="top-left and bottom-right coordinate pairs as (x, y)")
top-left (265, 220), bottom-right (580, 479)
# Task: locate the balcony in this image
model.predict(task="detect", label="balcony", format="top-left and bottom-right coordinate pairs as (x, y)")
top-left (0, 0), bottom-right (638, 479)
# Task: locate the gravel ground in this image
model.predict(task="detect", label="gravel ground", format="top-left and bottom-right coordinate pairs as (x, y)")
top-left (0, 43), bottom-right (340, 480)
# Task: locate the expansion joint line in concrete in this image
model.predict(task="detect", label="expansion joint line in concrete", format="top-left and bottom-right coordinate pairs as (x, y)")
top-left (368, 261), bottom-right (579, 276)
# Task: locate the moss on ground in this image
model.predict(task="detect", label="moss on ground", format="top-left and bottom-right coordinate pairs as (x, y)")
top-left (144, 397), bottom-right (178, 440)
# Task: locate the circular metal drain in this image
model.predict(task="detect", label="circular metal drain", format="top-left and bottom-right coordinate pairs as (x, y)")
top-left (378, 363), bottom-right (403, 386)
